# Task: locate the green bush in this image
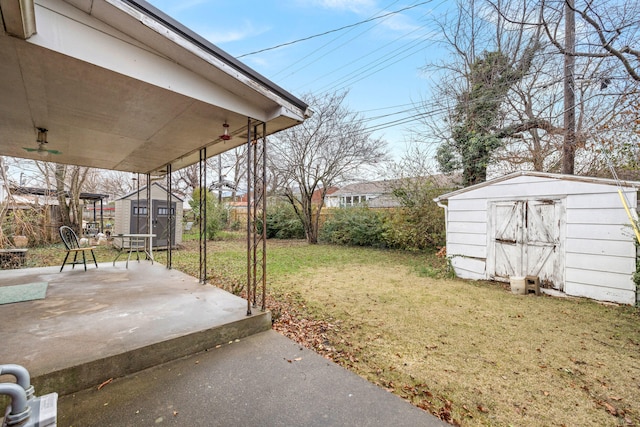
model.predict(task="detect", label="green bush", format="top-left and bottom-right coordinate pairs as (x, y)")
top-left (320, 207), bottom-right (387, 247)
top-left (264, 202), bottom-right (305, 239)
top-left (381, 184), bottom-right (447, 251)
top-left (190, 188), bottom-right (228, 240)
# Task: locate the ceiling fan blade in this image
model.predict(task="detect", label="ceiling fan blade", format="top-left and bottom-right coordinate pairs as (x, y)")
top-left (47, 149), bottom-right (62, 154)
top-left (23, 147), bottom-right (38, 152)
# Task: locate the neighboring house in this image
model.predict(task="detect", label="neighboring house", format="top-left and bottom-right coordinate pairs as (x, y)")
top-left (326, 176), bottom-right (460, 209)
top-left (114, 183), bottom-right (183, 248)
top-left (434, 171), bottom-right (640, 305)
top-left (326, 181), bottom-right (399, 208)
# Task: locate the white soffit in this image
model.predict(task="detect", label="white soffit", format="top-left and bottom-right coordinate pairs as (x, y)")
top-left (0, 0), bottom-right (309, 174)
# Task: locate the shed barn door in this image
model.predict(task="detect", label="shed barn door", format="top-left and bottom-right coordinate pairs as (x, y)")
top-left (489, 199), bottom-right (564, 290)
top-left (492, 201), bottom-right (524, 280)
top-left (525, 200), bottom-right (563, 290)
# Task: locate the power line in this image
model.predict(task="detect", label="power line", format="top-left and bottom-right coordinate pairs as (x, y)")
top-left (271, 0), bottom-right (405, 81)
top-left (237, 0), bottom-right (434, 58)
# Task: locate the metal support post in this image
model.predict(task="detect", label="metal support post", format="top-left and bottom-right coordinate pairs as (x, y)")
top-left (166, 163), bottom-right (173, 269)
top-left (246, 119), bottom-right (253, 315)
top-left (199, 147), bottom-right (208, 284)
top-left (246, 120), bottom-right (267, 314)
top-left (146, 174), bottom-right (152, 254)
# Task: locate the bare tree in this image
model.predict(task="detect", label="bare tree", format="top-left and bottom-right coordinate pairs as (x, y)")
top-left (424, 0), bottom-right (550, 185)
top-left (421, 0), bottom-right (639, 182)
top-left (493, 0), bottom-right (640, 172)
top-left (530, 0), bottom-right (640, 82)
top-left (35, 162), bottom-right (90, 233)
top-left (220, 146), bottom-right (248, 201)
top-left (270, 91), bottom-right (388, 244)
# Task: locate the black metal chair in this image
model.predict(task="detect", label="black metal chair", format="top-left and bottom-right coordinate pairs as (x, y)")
top-left (59, 226), bottom-right (98, 272)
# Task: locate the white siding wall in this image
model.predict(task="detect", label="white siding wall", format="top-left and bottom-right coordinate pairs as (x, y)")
top-left (114, 199), bottom-right (130, 235)
top-left (446, 199), bottom-right (488, 280)
top-left (563, 191), bottom-right (636, 304)
top-left (444, 174), bottom-right (638, 304)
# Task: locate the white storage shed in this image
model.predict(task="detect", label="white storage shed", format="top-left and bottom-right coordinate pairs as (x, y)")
top-left (434, 171), bottom-right (640, 305)
top-left (114, 183), bottom-right (183, 249)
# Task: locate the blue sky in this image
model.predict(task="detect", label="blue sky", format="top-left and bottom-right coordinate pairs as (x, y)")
top-left (146, 0), bottom-right (450, 158)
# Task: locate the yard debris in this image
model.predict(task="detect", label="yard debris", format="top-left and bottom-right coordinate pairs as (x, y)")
top-left (97, 378), bottom-right (113, 390)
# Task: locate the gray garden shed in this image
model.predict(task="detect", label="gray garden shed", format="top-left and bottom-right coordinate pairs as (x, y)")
top-left (114, 183), bottom-right (183, 249)
top-left (434, 171), bottom-right (640, 305)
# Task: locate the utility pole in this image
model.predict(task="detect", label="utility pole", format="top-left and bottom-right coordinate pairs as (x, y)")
top-left (562, 0), bottom-right (576, 175)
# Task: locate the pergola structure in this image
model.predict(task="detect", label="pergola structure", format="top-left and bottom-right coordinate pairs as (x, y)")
top-left (0, 0), bottom-right (310, 314)
top-left (9, 185), bottom-right (109, 234)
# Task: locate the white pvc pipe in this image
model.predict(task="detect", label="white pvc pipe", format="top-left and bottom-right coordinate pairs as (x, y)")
top-left (0, 383), bottom-right (28, 418)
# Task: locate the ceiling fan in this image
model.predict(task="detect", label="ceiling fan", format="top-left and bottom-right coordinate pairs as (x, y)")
top-left (23, 128), bottom-right (62, 156)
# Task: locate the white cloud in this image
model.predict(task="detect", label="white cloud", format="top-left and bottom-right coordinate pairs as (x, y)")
top-left (201, 20), bottom-right (270, 45)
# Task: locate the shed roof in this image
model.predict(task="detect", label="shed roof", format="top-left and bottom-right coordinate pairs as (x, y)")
top-left (434, 171), bottom-right (640, 203)
top-left (116, 182), bottom-right (183, 202)
top-left (0, 0), bottom-right (309, 175)
top-left (10, 186), bottom-right (109, 201)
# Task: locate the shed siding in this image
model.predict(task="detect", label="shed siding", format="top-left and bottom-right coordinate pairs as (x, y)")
top-left (566, 223), bottom-right (630, 241)
top-left (566, 252), bottom-right (634, 275)
top-left (451, 257), bottom-right (486, 280)
top-left (447, 221), bottom-right (486, 234)
top-left (443, 173), bottom-right (639, 305)
top-left (564, 238), bottom-right (634, 258)
top-left (448, 210), bottom-right (486, 222)
top-left (447, 242), bottom-right (486, 259)
top-left (114, 199), bottom-right (130, 235)
top-left (565, 281), bottom-right (635, 304)
top-left (447, 233), bottom-right (487, 246)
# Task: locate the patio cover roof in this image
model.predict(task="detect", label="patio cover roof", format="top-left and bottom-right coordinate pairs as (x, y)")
top-left (0, 0), bottom-right (309, 175)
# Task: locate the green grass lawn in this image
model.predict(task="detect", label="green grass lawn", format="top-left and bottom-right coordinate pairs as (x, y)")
top-left (24, 237), bottom-right (640, 426)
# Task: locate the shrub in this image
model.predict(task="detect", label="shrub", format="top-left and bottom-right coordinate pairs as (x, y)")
top-left (264, 202), bottom-right (305, 239)
top-left (381, 183), bottom-right (447, 250)
top-left (320, 207), bottom-right (387, 247)
top-left (190, 188), bottom-right (228, 240)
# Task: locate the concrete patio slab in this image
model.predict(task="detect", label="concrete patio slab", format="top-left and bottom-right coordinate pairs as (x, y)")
top-left (0, 262), bottom-right (270, 396)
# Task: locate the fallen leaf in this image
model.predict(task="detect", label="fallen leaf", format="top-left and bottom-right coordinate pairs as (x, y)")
top-left (603, 402), bottom-right (617, 415)
top-left (173, 410), bottom-right (178, 416)
top-left (97, 378), bottom-right (113, 390)
top-left (543, 391), bottom-right (550, 396)
top-left (477, 405), bottom-right (489, 413)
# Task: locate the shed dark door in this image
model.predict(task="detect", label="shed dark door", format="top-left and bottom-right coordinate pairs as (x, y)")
top-left (153, 201), bottom-right (176, 247)
top-left (130, 200), bottom-right (175, 247)
top-left (130, 201), bottom-right (149, 234)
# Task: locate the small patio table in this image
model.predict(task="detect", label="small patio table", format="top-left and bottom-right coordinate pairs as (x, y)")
top-left (112, 233), bottom-right (156, 268)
